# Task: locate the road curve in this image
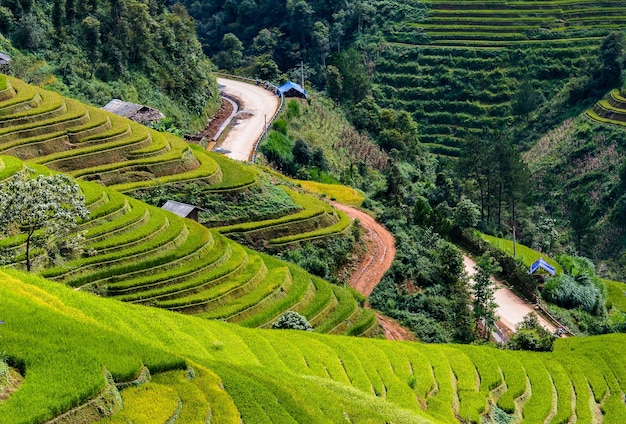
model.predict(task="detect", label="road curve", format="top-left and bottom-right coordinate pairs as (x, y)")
top-left (332, 202), bottom-right (415, 341)
top-left (215, 78), bottom-right (279, 162)
top-left (211, 79), bottom-right (407, 339)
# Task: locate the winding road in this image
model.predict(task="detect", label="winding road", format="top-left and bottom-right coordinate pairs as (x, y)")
top-left (213, 76), bottom-right (553, 341)
top-left (215, 78), bottom-right (279, 161)
top-left (331, 202), bottom-right (414, 340)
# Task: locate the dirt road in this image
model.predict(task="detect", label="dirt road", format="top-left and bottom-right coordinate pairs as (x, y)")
top-left (463, 255), bottom-right (556, 334)
top-left (332, 202), bottom-right (415, 340)
top-left (332, 203), bottom-right (396, 297)
top-left (216, 78), bottom-right (279, 162)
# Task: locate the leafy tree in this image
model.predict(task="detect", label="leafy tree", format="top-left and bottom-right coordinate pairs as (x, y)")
top-left (325, 65), bottom-right (342, 102)
top-left (213, 32), bottom-right (244, 71)
top-left (472, 253), bottom-right (501, 340)
top-left (253, 53), bottom-right (280, 80)
top-left (272, 311), bottom-right (313, 331)
top-left (332, 48), bottom-right (371, 104)
top-left (599, 31), bottom-right (625, 86)
top-left (454, 197), bottom-right (480, 228)
top-left (311, 20), bottom-right (330, 67)
top-left (568, 195), bottom-right (592, 256)
top-left (82, 15), bottom-right (101, 77)
top-left (506, 313), bottom-right (555, 351)
top-left (0, 169), bottom-right (89, 271)
top-left (293, 139), bottom-right (312, 165)
top-left (252, 28), bottom-right (278, 55)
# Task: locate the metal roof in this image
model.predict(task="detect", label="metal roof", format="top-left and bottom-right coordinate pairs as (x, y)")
top-left (102, 99), bottom-right (165, 122)
top-left (0, 52), bottom-right (11, 64)
top-left (161, 200), bottom-right (200, 218)
top-left (277, 81), bottom-right (307, 98)
top-left (102, 99), bottom-right (144, 117)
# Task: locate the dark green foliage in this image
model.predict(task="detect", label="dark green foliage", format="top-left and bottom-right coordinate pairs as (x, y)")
top-left (272, 311), bottom-right (313, 331)
top-left (506, 313), bottom-right (555, 352)
top-left (370, 224), bottom-right (474, 343)
top-left (261, 131), bottom-right (296, 174)
top-left (600, 31), bottom-right (626, 87)
top-left (278, 224), bottom-right (362, 285)
top-left (0, 0), bottom-right (218, 131)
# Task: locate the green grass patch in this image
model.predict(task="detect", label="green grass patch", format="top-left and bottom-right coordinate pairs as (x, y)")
top-left (479, 231), bottom-right (563, 273)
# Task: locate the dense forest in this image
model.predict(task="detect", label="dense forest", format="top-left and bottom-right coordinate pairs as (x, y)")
top-left (0, 0), bottom-right (219, 130)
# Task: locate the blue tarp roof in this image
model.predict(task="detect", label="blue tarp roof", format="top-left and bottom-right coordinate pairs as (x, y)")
top-left (529, 257), bottom-right (556, 276)
top-left (277, 81), bottom-right (307, 98)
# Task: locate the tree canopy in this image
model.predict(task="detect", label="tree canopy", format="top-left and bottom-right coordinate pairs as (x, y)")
top-left (0, 169), bottom-right (89, 271)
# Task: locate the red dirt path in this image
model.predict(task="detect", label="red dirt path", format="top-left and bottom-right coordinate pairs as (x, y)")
top-left (332, 202), bottom-right (414, 341)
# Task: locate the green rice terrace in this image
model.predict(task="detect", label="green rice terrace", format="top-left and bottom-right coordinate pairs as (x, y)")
top-left (0, 74), bottom-right (373, 338)
top-left (3, 75), bottom-right (626, 423)
top-left (1, 267), bottom-right (626, 423)
top-left (375, 0), bottom-right (626, 156)
top-left (588, 87), bottom-right (626, 126)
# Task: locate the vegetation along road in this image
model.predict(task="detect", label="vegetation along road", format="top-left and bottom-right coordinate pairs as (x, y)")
top-left (463, 255), bottom-right (556, 335)
top-left (215, 77), bottom-right (279, 161)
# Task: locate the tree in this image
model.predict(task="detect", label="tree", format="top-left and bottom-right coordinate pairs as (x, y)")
top-left (471, 253), bottom-right (501, 340)
top-left (272, 311), bottom-right (313, 331)
top-left (325, 65), bottom-right (343, 102)
top-left (568, 195), bottom-right (592, 256)
top-left (0, 169), bottom-right (89, 271)
top-left (512, 80), bottom-right (540, 119)
top-left (82, 16), bottom-right (101, 78)
top-left (506, 313), bottom-right (555, 351)
top-left (600, 31), bottom-right (625, 86)
top-left (214, 32), bottom-right (243, 71)
top-left (454, 197), bottom-right (480, 228)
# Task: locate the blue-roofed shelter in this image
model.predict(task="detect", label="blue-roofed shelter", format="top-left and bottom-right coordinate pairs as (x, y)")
top-left (529, 257), bottom-right (557, 276)
top-left (277, 81), bottom-right (307, 99)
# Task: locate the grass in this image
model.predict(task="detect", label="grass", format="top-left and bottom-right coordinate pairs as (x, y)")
top-left (3, 267), bottom-right (626, 423)
top-left (292, 179), bottom-right (364, 206)
top-left (478, 231), bottom-right (564, 274)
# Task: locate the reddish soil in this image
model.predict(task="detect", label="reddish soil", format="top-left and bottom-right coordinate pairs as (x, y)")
top-left (186, 97), bottom-right (235, 142)
top-left (332, 202), bottom-right (414, 341)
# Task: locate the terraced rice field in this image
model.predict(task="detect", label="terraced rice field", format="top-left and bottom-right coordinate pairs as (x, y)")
top-left (588, 88), bottom-right (626, 127)
top-left (0, 155), bottom-right (371, 335)
top-left (1, 267), bottom-right (626, 423)
top-left (375, 0), bottom-right (624, 156)
top-left (0, 76), bottom-right (364, 335)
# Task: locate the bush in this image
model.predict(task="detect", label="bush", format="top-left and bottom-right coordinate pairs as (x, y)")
top-left (272, 311), bottom-right (313, 331)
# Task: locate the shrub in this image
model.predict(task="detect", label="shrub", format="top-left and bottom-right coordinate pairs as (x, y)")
top-left (271, 311), bottom-right (313, 331)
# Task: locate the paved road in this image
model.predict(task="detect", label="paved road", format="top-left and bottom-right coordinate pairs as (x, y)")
top-left (215, 78), bottom-right (279, 162)
top-left (463, 255), bottom-right (556, 334)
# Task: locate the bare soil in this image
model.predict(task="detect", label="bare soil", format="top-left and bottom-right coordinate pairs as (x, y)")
top-left (332, 202), bottom-right (415, 341)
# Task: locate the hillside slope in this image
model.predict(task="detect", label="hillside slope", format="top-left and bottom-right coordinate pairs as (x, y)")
top-left (1, 268), bottom-right (626, 422)
top-left (0, 74), bottom-right (373, 335)
top-left (374, 0), bottom-right (624, 156)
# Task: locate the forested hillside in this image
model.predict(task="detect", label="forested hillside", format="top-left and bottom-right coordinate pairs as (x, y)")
top-left (0, 0), bottom-right (219, 130)
top-left (189, 0), bottom-right (626, 274)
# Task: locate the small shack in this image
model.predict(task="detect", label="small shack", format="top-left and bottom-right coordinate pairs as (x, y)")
top-left (161, 200), bottom-right (204, 222)
top-left (276, 81), bottom-right (307, 99)
top-left (102, 99), bottom-right (165, 125)
top-left (0, 52), bottom-right (11, 73)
